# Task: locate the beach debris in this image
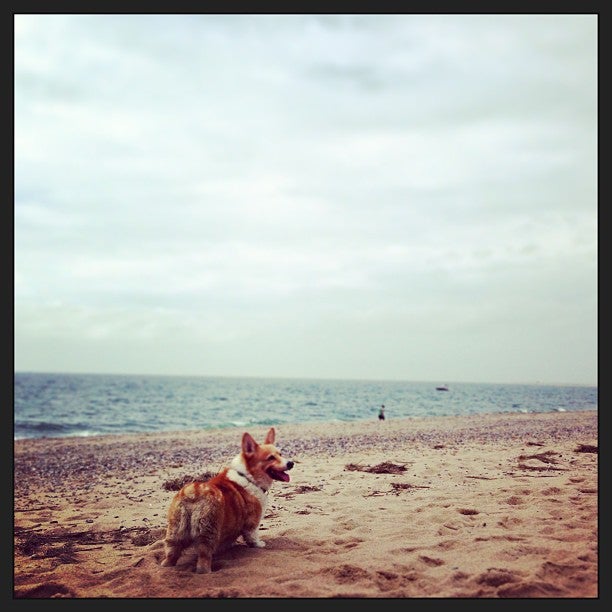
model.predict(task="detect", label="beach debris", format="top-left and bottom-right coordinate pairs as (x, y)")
top-left (131, 531), bottom-right (158, 546)
top-left (518, 451), bottom-right (560, 464)
top-left (516, 450), bottom-right (567, 472)
top-left (14, 525), bottom-right (165, 558)
top-left (458, 508), bottom-right (479, 515)
top-left (274, 484), bottom-right (322, 501)
top-left (518, 465), bottom-right (566, 473)
top-left (14, 505), bottom-right (61, 513)
top-left (16, 533), bottom-right (79, 564)
top-left (390, 482), bottom-right (430, 494)
top-left (123, 493), bottom-right (145, 503)
top-left (364, 482), bottom-right (430, 497)
top-left (293, 484), bottom-right (322, 493)
top-left (574, 444), bottom-right (597, 453)
top-left (161, 471), bottom-right (217, 491)
top-left (345, 462), bottom-right (407, 474)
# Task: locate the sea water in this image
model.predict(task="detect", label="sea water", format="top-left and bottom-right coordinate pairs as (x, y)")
top-left (13, 372), bottom-right (598, 440)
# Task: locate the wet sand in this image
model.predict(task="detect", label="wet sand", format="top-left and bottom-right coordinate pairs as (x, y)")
top-left (14, 410), bottom-right (598, 598)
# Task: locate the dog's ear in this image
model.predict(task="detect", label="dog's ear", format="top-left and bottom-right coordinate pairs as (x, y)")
top-left (264, 427), bottom-right (275, 445)
top-left (242, 432), bottom-right (258, 455)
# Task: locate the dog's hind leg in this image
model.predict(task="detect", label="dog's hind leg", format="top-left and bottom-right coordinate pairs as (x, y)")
top-left (193, 528), bottom-right (217, 573)
top-left (161, 538), bottom-right (185, 567)
top-left (194, 547), bottom-right (214, 574)
top-left (193, 511), bottom-right (221, 573)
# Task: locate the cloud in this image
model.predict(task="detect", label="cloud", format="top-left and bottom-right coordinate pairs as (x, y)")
top-left (14, 14), bottom-right (597, 384)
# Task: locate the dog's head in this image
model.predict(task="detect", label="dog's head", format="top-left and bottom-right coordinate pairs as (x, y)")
top-left (241, 427), bottom-right (294, 487)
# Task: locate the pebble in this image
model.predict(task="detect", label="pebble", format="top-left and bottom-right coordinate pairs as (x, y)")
top-left (14, 412), bottom-right (597, 497)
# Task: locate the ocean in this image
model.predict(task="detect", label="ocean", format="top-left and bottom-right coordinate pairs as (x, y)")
top-left (13, 372), bottom-right (597, 441)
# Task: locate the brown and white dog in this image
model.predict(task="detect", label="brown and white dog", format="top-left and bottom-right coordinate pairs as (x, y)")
top-left (160, 427), bottom-right (293, 573)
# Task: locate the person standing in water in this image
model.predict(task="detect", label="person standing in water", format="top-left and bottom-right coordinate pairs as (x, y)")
top-left (378, 405), bottom-right (385, 421)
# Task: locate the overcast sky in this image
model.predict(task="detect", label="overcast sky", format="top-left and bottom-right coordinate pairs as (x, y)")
top-left (14, 14), bottom-right (597, 385)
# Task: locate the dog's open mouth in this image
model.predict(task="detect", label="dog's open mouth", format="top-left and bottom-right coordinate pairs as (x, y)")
top-left (267, 467), bottom-right (291, 482)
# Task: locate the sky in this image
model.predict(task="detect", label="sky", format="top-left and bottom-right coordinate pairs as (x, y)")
top-left (14, 14), bottom-right (597, 386)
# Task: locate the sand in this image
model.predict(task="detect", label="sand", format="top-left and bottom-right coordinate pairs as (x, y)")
top-left (13, 410), bottom-right (598, 598)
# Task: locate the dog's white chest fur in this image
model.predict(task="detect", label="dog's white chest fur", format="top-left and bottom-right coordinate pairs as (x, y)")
top-left (227, 457), bottom-right (268, 512)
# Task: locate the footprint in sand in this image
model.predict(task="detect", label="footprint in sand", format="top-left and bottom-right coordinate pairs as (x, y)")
top-left (331, 518), bottom-right (359, 535)
top-left (437, 539), bottom-right (460, 551)
top-left (451, 571), bottom-right (470, 583)
top-left (497, 581), bottom-right (567, 597)
top-left (438, 521), bottom-right (461, 535)
top-left (391, 546), bottom-right (419, 554)
top-left (14, 582), bottom-right (75, 598)
top-left (457, 508), bottom-right (479, 516)
top-left (497, 516), bottom-right (523, 529)
top-left (333, 537), bottom-right (364, 549)
top-left (505, 496), bottom-right (524, 506)
top-left (323, 563), bottom-right (371, 584)
top-left (538, 560), bottom-right (590, 582)
top-left (476, 568), bottom-right (521, 587)
top-left (66, 513), bottom-right (94, 521)
top-left (374, 569), bottom-right (418, 593)
top-left (419, 555), bottom-right (445, 567)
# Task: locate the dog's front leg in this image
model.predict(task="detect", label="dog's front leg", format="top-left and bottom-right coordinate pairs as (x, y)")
top-left (242, 528), bottom-right (265, 548)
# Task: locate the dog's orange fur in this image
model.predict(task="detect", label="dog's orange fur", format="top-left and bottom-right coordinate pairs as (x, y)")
top-left (161, 427), bottom-right (293, 573)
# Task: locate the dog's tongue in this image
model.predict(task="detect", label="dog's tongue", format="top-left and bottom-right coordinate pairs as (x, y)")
top-left (268, 468), bottom-right (290, 482)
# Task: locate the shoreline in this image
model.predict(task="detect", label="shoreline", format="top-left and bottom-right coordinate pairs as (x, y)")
top-left (14, 410), bottom-right (598, 598)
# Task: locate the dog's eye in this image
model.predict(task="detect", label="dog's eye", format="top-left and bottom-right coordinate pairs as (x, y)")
top-left (267, 455), bottom-right (275, 461)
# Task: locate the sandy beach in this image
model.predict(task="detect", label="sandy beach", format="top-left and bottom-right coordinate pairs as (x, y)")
top-left (13, 410), bottom-right (598, 598)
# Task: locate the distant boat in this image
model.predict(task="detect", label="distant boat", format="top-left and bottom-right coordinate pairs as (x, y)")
top-left (436, 384), bottom-right (449, 391)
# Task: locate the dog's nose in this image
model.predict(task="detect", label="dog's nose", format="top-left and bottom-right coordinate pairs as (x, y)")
top-left (286, 461), bottom-right (294, 470)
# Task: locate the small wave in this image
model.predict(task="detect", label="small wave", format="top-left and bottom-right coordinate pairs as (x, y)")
top-left (60, 429), bottom-right (101, 438)
top-left (15, 420), bottom-right (67, 433)
top-left (14, 420), bottom-right (103, 440)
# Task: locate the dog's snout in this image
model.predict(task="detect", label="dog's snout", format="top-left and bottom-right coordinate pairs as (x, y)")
top-left (286, 461), bottom-right (294, 470)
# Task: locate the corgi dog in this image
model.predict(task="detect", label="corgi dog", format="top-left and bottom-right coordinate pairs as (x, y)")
top-left (160, 427), bottom-right (293, 573)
